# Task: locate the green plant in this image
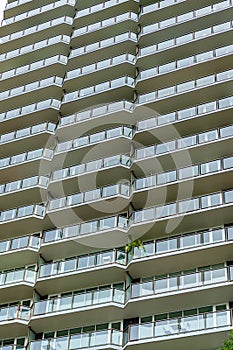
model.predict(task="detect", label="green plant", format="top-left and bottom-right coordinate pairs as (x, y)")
top-left (220, 331), bottom-right (233, 350)
top-left (125, 239), bottom-right (145, 253)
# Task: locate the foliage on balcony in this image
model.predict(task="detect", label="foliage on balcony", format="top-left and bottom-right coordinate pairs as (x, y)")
top-left (125, 239), bottom-right (144, 253)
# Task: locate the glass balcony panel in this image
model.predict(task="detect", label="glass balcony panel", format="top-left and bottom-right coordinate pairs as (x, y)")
top-left (27, 149), bottom-right (43, 160)
top-left (156, 203), bottom-right (176, 218)
top-left (177, 81), bottom-right (195, 93)
top-left (135, 175), bottom-right (156, 190)
top-left (96, 251), bottom-right (114, 265)
top-left (220, 125), bottom-right (233, 138)
top-left (134, 242), bottom-right (154, 259)
top-left (67, 193), bottom-right (83, 206)
top-left (199, 130), bottom-right (218, 143)
top-left (178, 198), bottom-right (199, 213)
top-left (102, 185), bottom-right (118, 197)
top-left (197, 75), bottom-right (215, 87)
top-left (134, 208), bottom-right (154, 223)
top-left (156, 237), bottom-right (178, 253)
top-left (216, 310), bottom-right (229, 327)
top-left (201, 160), bottom-right (220, 174)
top-left (178, 107), bottom-right (196, 120)
top-left (0, 241), bottom-right (10, 253)
top-left (224, 189), bottom-right (233, 203)
top-left (196, 51), bottom-right (214, 63)
top-left (198, 101), bottom-right (216, 114)
top-left (158, 86), bottom-right (175, 98)
top-left (5, 269), bottom-right (24, 284)
top-left (181, 272), bottom-right (199, 289)
top-left (1, 209), bottom-right (17, 221)
top-left (86, 159), bottom-right (102, 172)
top-left (157, 170), bottom-right (176, 184)
top-left (114, 288), bottom-right (124, 303)
top-left (17, 205), bottom-right (34, 217)
top-left (11, 236), bottom-right (29, 250)
top-left (195, 28), bottom-right (211, 39)
top-left (5, 180), bottom-right (21, 192)
top-left (177, 11), bottom-right (193, 22)
top-left (180, 233), bottom-right (201, 249)
top-left (201, 193), bottom-right (222, 208)
top-left (11, 153), bottom-right (26, 164)
top-left (158, 39), bottom-right (174, 50)
top-left (176, 33), bottom-right (192, 45)
top-left (49, 198), bottom-right (66, 210)
top-left (78, 255), bottom-right (95, 269)
top-left (179, 165), bottom-right (198, 179)
top-left (177, 135), bottom-right (196, 149)
top-left (136, 146), bottom-right (155, 159)
top-left (137, 118), bottom-right (156, 131)
top-left (54, 336), bottom-right (68, 349)
top-left (156, 140), bottom-right (176, 154)
top-left (181, 315), bottom-right (199, 332)
top-left (70, 164), bottom-right (85, 176)
top-left (80, 221), bottom-right (98, 235)
top-left (217, 69), bottom-right (233, 81)
top-left (59, 259), bottom-right (76, 273)
top-left (1, 132), bottom-right (15, 142)
top-left (116, 250), bottom-right (126, 264)
top-left (158, 112), bottom-right (176, 125)
top-left (223, 156), bottom-right (233, 169)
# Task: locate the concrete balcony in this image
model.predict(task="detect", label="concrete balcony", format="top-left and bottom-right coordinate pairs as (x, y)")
top-left (0, 176), bottom-right (49, 210)
top-left (0, 98), bottom-right (60, 136)
top-left (53, 126), bottom-right (132, 171)
top-left (138, 3), bottom-right (233, 48)
top-left (74, 0), bottom-right (139, 28)
top-left (67, 32), bottom-right (137, 70)
top-left (71, 12), bottom-right (138, 48)
top-left (64, 53), bottom-right (135, 92)
top-left (61, 76), bottom-right (134, 115)
top-left (4, 0), bottom-right (55, 19)
top-left (40, 214), bottom-right (128, 261)
top-left (0, 55), bottom-right (67, 92)
top-left (0, 305), bottom-right (30, 338)
top-left (0, 148), bottom-right (53, 183)
top-left (0, 0), bottom-right (75, 36)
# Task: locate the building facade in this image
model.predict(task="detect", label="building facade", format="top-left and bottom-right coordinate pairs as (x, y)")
top-left (0, 0), bottom-right (233, 349)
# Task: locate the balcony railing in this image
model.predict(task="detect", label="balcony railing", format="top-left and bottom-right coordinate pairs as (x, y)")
top-left (1, 16), bottom-right (73, 43)
top-left (139, 0), bottom-right (185, 16)
top-left (63, 76), bottom-right (134, 103)
top-left (2, 0), bottom-right (75, 25)
top-left (140, 1), bottom-right (233, 36)
top-left (0, 235), bottom-right (40, 255)
top-left (33, 286), bottom-right (124, 316)
top-left (51, 154), bottom-right (131, 181)
top-left (0, 148), bottom-right (53, 170)
top-left (0, 122), bottom-right (56, 145)
top-left (139, 20), bottom-right (233, 57)
top-left (59, 100), bottom-right (134, 127)
top-left (72, 12), bottom-right (137, 38)
top-left (55, 126), bottom-right (132, 153)
top-left (135, 124), bottom-right (233, 160)
top-left (47, 183), bottom-right (130, 212)
top-left (75, 0), bottom-right (139, 19)
top-left (0, 204), bottom-right (45, 223)
top-left (70, 32), bottom-right (137, 59)
top-left (136, 96), bottom-right (233, 130)
top-left (0, 35), bottom-right (70, 62)
top-left (0, 99), bottom-right (60, 123)
top-left (0, 305), bottom-right (30, 323)
top-left (29, 328), bottom-right (122, 350)
top-left (124, 309), bottom-right (232, 344)
top-left (0, 77), bottom-right (63, 103)
top-left (137, 68), bottom-right (233, 105)
top-left (137, 44), bottom-right (233, 82)
top-left (131, 189), bottom-right (233, 224)
top-left (0, 176), bottom-right (49, 196)
top-left (0, 267), bottom-right (36, 287)
top-left (134, 155), bottom-right (233, 190)
top-left (127, 265), bottom-right (233, 299)
top-left (65, 53), bottom-right (135, 81)
top-left (0, 55), bottom-right (67, 81)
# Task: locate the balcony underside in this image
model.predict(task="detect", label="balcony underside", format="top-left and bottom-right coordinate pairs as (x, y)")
top-left (0, 248), bottom-right (39, 270)
top-left (0, 321), bottom-right (28, 339)
top-left (0, 283), bottom-right (34, 304)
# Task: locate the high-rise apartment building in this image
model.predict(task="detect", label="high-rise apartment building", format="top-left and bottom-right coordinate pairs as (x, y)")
top-left (0, 0), bottom-right (233, 349)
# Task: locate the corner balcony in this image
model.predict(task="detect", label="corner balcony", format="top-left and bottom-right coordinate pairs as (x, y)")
top-left (0, 0), bottom-right (75, 36)
top-left (139, 0), bottom-right (222, 25)
top-left (137, 20), bottom-right (233, 70)
top-left (126, 265), bottom-right (233, 318)
top-left (128, 189), bottom-right (233, 240)
top-left (36, 250), bottom-right (126, 295)
top-left (40, 214), bottom-right (128, 261)
top-left (74, 0), bottom-right (139, 28)
top-left (134, 96), bottom-right (233, 144)
top-left (138, 2), bottom-right (233, 47)
top-left (124, 309), bottom-right (233, 350)
top-left (53, 126), bottom-right (132, 170)
top-left (48, 154), bottom-right (131, 195)
top-left (29, 328), bottom-right (122, 350)
top-left (0, 76), bottom-right (63, 111)
top-left (136, 44), bottom-right (233, 93)
top-left (0, 99), bottom-right (60, 134)
top-left (0, 34), bottom-right (70, 73)
top-left (1, 16), bottom-right (73, 53)
top-left (0, 122), bottom-right (56, 158)
top-left (0, 305), bottom-right (30, 338)
top-left (0, 267), bottom-right (36, 303)
top-left (61, 76), bottom-right (135, 115)
top-left (0, 175), bottom-right (49, 209)
top-left (71, 12), bottom-right (138, 48)
top-left (133, 124), bottom-right (233, 174)
top-left (136, 68), bottom-right (233, 113)
top-left (57, 101), bottom-right (135, 141)
top-left (31, 287), bottom-right (124, 332)
top-left (0, 148), bottom-right (53, 183)
top-left (0, 204), bottom-right (49, 238)
top-left (128, 226), bottom-right (233, 279)
top-left (0, 234), bottom-right (40, 270)
top-left (0, 55), bottom-right (67, 92)
top-left (132, 155), bottom-right (233, 207)
top-left (64, 53), bottom-right (135, 92)
top-left (67, 32), bottom-right (137, 69)
top-left (47, 183), bottom-right (130, 225)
